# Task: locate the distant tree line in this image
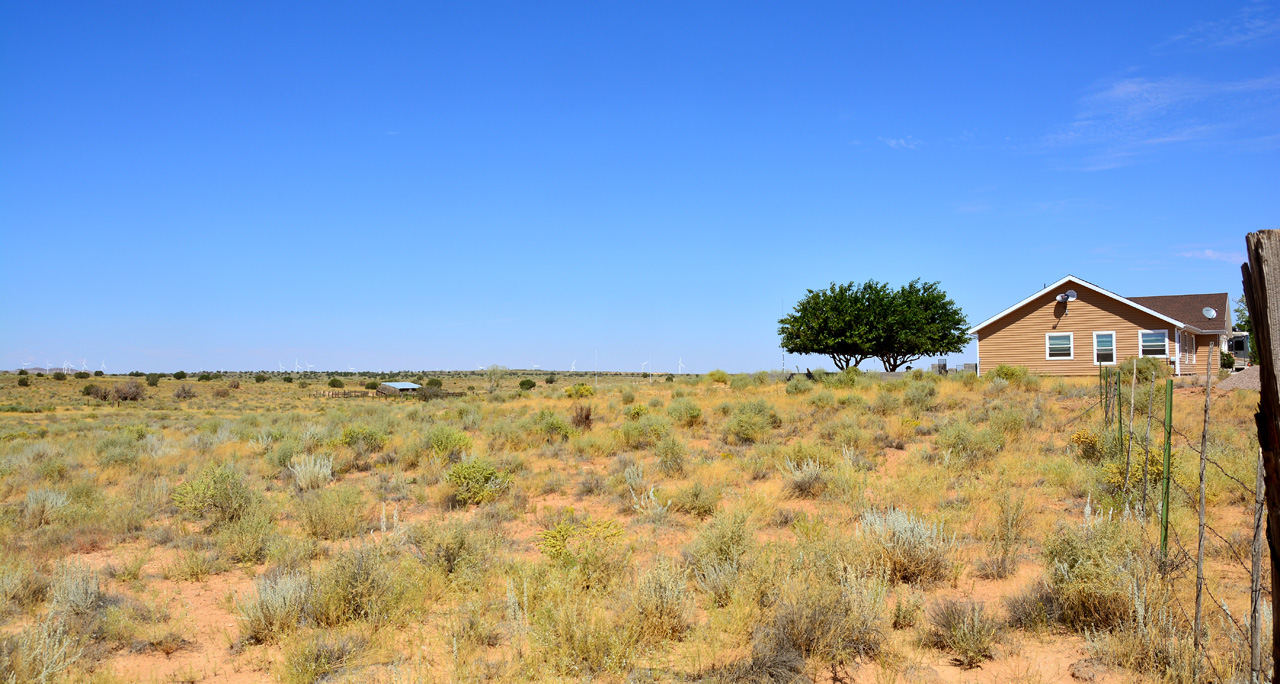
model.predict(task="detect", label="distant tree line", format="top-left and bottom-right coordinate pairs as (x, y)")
top-left (778, 279), bottom-right (969, 372)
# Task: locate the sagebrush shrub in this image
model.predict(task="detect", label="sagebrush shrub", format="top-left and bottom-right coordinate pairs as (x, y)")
top-left (172, 465), bottom-right (255, 526)
top-left (290, 455), bottom-right (333, 491)
top-left (634, 559), bottom-right (692, 642)
top-left (924, 599), bottom-right (1000, 668)
top-left (654, 435), bottom-right (687, 476)
top-left (860, 508), bottom-right (955, 585)
top-left (1043, 516), bottom-right (1143, 630)
top-left (445, 458), bottom-right (508, 506)
top-left (237, 570), bottom-right (310, 644)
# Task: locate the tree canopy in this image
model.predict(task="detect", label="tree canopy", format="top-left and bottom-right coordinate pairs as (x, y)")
top-left (778, 279), bottom-right (969, 372)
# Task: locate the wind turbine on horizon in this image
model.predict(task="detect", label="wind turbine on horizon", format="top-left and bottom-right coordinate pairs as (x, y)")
top-left (677, 358), bottom-right (685, 375)
top-left (570, 360), bottom-right (576, 372)
top-left (100, 360), bottom-right (106, 373)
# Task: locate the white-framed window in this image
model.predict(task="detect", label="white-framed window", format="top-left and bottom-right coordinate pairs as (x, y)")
top-left (1140, 330), bottom-right (1169, 358)
top-left (1093, 332), bottom-right (1116, 365)
top-left (1046, 332), bottom-right (1074, 360)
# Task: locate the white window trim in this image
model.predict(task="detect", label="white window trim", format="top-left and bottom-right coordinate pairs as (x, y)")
top-left (1046, 332), bottom-right (1074, 360)
top-left (1139, 329), bottom-right (1169, 358)
top-left (1093, 331), bottom-right (1117, 366)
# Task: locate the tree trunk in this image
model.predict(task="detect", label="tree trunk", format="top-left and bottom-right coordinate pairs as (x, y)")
top-left (1241, 229), bottom-right (1280, 675)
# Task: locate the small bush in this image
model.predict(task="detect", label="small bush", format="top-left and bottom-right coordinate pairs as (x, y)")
top-left (571, 404), bottom-right (593, 430)
top-left (987, 364), bottom-right (1029, 386)
top-left (633, 559), bottom-right (692, 642)
top-left (444, 458), bottom-right (509, 506)
top-left (213, 387), bottom-right (231, 398)
top-left (172, 464), bottom-right (255, 526)
top-left (281, 631), bottom-right (367, 684)
top-left (973, 494), bottom-right (1030, 580)
top-left (565, 382), bottom-right (594, 398)
top-left (746, 575), bottom-right (887, 675)
top-left (722, 400), bottom-right (780, 445)
top-left (52, 372), bottom-right (66, 381)
top-left (299, 487), bottom-right (364, 540)
top-left (1042, 516), bottom-right (1143, 630)
top-left (16, 376), bottom-right (30, 387)
top-left (933, 421), bottom-right (1004, 464)
top-left (654, 435), bottom-right (687, 476)
top-left (237, 571), bottom-right (310, 644)
top-left (197, 373), bottom-right (213, 382)
top-left (519, 378), bottom-right (536, 391)
top-left (145, 373), bottom-right (161, 387)
top-left (290, 455), bottom-right (334, 491)
top-left (311, 545), bottom-right (399, 626)
top-left (173, 384), bottom-right (197, 400)
top-left (666, 397), bottom-right (703, 427)
top-left (784, 376), bottom-right (813, 395)
top-left (282, 375), bottom-right (293, 383)
top-left (112, 380), bottom-right (146, 401)
top-left (923, 599), bottom-right (1000, 668)
top-left (327, 378), bottom-right (344, 388)
top-left (545, 374), bottom-right (557, 384)
top-left (707, 369), bottom-right (730, 384)
top-left (425, 377), bottom-right (443, 388)
top-left (860, 508), bottom-right (956, 585)
top-left (73, 371), bottom-right (90, 379)
top-left (24, 488), bottom-right (68, 527)
top-left (422, 424), bottom-right (472, 461)
top-left (781, 458), bottom-right (827, 499)
top-left (536, 517), bottom-right (629, 590)
top-left (624, 403), bottom-right (648, 420)
top-left (669, 482), bottom-right (720, 519)
top-left (620, 388), bottom-right (636, 405)
top-left (339, 425), bottom-right (388, 453)
top-left (617, 414), bottom-right (672, 449)
top-left (254, 373), bottom-right (268, 383)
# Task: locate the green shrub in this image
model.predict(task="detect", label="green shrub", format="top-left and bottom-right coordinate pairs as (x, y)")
top-left (338, 426), bottom-right (388, 453)
top-left (52, 372), bottom-right (66, 381)
top-left (312, 545), bottom-right (400, 626)
top-left (781, 459), bottom-right (827, 499)
top-left (444, 459), bottom-right (509, 506)
top-left (327, 378), bottom-right (344, 388)
top-left (565, 383), bottom-right (594, 398)
top-left (255, 374), bottom-right (268, 383)
top-left (282, 375), bottom-right (293, 383)
top-left (237, 571), bottom-right (310, 644)
top-left (903, 382), bottom-right (938, 411)
top-left (73, 371), bottom-right (90, 379)
top-left (707, 369), bottom-right (730, 384)
top-left (617, 415), bottom-right (672, 449)
top-left (633, 559), bottom-right (692, 642)
top-left (16, 376), bottom-right (29, 387)
top-left (620, 388), bottom-right (636, 405)
top-left (666, 398), bottom-right (703, 427)
top-left (197, 373), bottom-right (213, 382)
top-left (624, 403), bottom-right (648, 420)
top-left (519, 378), bottom-right (536, 391)
top-left (172, 370), bottom-right (188, 379)
top-left (1042, 516), bottom-right (1143, 629)
top-left (145, 373), bottom-right (161, 387)
top-left (545, 374), bottom-right (557, 384)
top-left (536, 516), bottom-right (629, 590)
top-left (987, 364), bottom-right (1028, 386)
top-left (299, 487), bottom-right (364, 540)
top-left (860, 508), bottom-right (956, 585)
top-left (425, 377), bottom-right (443, 388)
top-left (280, 632), bottom-right (367, 684)
top-left (654, 435), bottom-right (687, 476)
top-left (422, 424), bottom-right (472, 460)
top-left (722, 400), bottom-right (780, 445)
top-left (173, 464), bottom-right (255, 526)
top-left (785, 376), bottom-right (813, 395)
top-left (748, 575), bottom-right (887, 673)
top-left (363, 381), bottom-right (378, 390)
top-left (669, 482), bottom-right (720, 519)
top-left (1116, 356), bottom-right (1171, 383)
top-left (933, 421), bottom-right (1004, 464)
top-left (923, 599), bottom-right (1000, 668)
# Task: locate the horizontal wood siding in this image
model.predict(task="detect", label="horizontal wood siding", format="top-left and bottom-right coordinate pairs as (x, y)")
top-left (976, 279), bottom-right (1181, 376)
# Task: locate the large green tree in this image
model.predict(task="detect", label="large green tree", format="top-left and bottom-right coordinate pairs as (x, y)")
top-left (778, 279), bottom-right (968, 372)
top-left (777, 281), bottom-right (885, 370)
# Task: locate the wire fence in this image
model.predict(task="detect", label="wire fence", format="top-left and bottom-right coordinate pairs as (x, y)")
top-left (1094, 363), bottom-right (1269, 683)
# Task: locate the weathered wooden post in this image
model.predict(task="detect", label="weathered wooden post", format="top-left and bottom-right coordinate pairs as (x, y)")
top-left (1194, 337), bottom-right (1215, 664)
top-left (1242, 229), bottom-right (1280, 673)
top-left (1252, 447), bottom-right (1265, 684)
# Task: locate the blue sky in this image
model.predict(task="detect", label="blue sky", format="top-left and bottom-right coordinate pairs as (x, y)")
top-left (2, 2), bottom-right (1276, 373)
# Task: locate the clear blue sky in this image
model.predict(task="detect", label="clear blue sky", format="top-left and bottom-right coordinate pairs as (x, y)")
top-left (2, 2), bottom-right (1276, 373)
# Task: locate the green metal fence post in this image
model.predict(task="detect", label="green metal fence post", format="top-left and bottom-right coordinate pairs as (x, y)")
top-left (1160, 377), bottom-right (1173, 561)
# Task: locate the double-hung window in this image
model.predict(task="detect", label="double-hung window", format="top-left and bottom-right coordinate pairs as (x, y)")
top-left (1093, 332), bottom-right (1115, 365)
top-left (1140, 330), bottom-right (1169, 358)
top-left (1046, 332), bottom-right (1074, 360)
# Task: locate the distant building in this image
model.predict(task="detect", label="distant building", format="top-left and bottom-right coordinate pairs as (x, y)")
top-left (969, 275), bottom-right (1230, 376)
top-left (378, 382), bottom-right (421, 396)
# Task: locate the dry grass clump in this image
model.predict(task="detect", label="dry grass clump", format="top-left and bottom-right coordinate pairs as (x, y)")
top-left (922, 599), bottom-right (1001, 668)
top-left (23, 488), bottom-right (68, 527)
top-left (172, 464), bottom-right (256, 526)
top-left (237, 570), bottom-right (312, 645)
top-left (859, 508), bottom-right (956, 585)
top-left (299, 487), bottom-right (365, 540)
top-left (669, 482), bottom-right (721, 519)
top-left (289, 454), bottom-right (334, 491)
top-left (311, 545), bottom-right (403, 627)
top-left (1042, 513), bottom-right (1143, 630)
top-left (632, 559), bottom-right (692, 642)
top-left (687, 511), bottom-right (754, 606)
top-left (973, 493), bottom-right (1030, 579)
top-left (654, 435), bottom-right (687, 476)
top-left (281, 631), bottom-right (368, 684)
top-left (780, 458), bottom-right (826, 499)
top-left (932, 420), bottom-right (1004, 464)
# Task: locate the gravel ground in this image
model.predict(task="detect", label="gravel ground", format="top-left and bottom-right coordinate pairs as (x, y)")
top-left (1217, 365), bottom-right (1260, 391)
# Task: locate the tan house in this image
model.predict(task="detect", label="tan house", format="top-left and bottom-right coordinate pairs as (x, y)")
top-left (969, 275), bottom-right (1231, 376)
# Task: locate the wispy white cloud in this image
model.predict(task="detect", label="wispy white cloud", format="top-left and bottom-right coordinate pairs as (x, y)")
top-left (1044, 73), bottom-right (1280, 168)
top-left (878, 136), bottom-right (922, 150)
top-left (1178, 248), bottom-right (1246, 262)
top-left (1159, 2), bottom-right (1280, 50)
